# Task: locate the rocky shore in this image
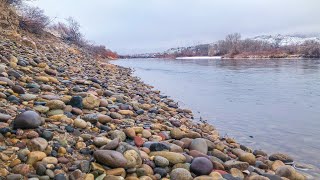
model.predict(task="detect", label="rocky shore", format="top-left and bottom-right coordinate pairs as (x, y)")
top-left (0, 32), bottom-right (311, 180)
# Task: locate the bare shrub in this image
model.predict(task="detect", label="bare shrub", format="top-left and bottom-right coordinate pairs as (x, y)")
top-left (5, 0), bottom-right (22, 5)
top-left (51, 17), bottom-right (83, 45)
top-left (19, 5), bottom-right (50, 34)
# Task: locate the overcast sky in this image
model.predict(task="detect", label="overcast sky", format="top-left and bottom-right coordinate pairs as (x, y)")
top-left (31, 0), bottom-right (320, 54)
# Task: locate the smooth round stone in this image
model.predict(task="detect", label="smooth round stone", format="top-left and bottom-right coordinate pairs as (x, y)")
top-left (149, 151), bottom-right (186, 164)
top-left (26, 83), bottom-right (40, 89)
top-left (41, 84), bottom-right (54, 91)
top-left (74, 118), bottom-right (87, 129)
top-left (82, 113), bottom-right (98, 123)
top-left (34, 102), bottom-right (46, 106)
top-left (153, 167), bottom-right (167, 178)
top-left (136, 109), bottom-right (144, 115)
top-left (82, 94), bottom-right (100, 109)
top-left (0, 77), bottom-right (14, 86)
top-left (39, 176), bottom-right (50, 180)
top-left (12, 164), bottom-right (30, 176)
top-left (93, 136), bottom-right (109, 147)
top-left (6, 174), bottom-right (24, 180)
top-left (101, 138), bottom-right (120, 150)
top-left (41, 130), bottom-right (53, 141)
top-left (110, 130), bottom-right (126, 141)
top-left (124, 128), bottom-right (136, 138)
top-left (142, 130), bottom-right (151, 138)
top-left (36, 163), bottom-right (47, 176)
top-left (269, 153), bottom-right (294, 164)
top-left (253, 150), bottom-right (267, 157)
top-left (172, 163), bottom-right (190, 171)
top-left (170, 168), bottom-right (193, 180)
top-left (100, 125), bottom-right (111, 131)
top-left (13, 111), bottom-right (42, 129)
top-left (189, 138), bottom-right (208, 154)
top-left (0, 113), bottom-right (12, 122)
top-left (20, 94), bottom-right (37, 101)
top-left (275, 165), bottom-right (305, 179)
top-left (224, 160), bottom-right (249, 171)
top-left (190, 157), bottom-right (213, 175)
top-left (124, 149), bottom-right (142, 168)
top-left (12, 85), bottom-right (25, 94)
top-left (28, 137), bottom-right (48, 151)
top-left (54, 174), bottom-right (66, 180)
top-left (46, 169), bottom-right (55, 178)
top-left (8, 70), bottom-right (22, 78)
top-left (210, 149), bottom-right (230, 162)
top-left (8, 95), bottom-right (20, 103)
top-left (46, 100), bottom-right (66, 110)
top-left (65, 125), bottom-right (74, 132)
top-left (47, 109), bottom-right (64, 116)
top-left (58, 157), bottom-right (69, 164)
top-left (222, 174), bottom-right (242, 180)
top-left (93, 150), bottom-right (127, 168)
top-left (110, 112), bottom-right (123, 119)
top-left (239, 153), bottom-right (256, 165)
top-left (34, 106), bottom-right (49, 113)
top-left (42, 157), bottom-right (58, 164)
top-left (230, 168), bottom-right (244, 179)
top-left (154, 156), bottom-right (169, 167)
top-left (134, 136), bottom-right (144, 147)
top-left (79, 160), bottom-right (91, 173)
top-left (149, 143), bottom-right (170, 151)
top-left (170, 128), bottom-right (185, 140)
top-left (0, 128), bottom-right (10, 135)
top-left (97, 114), bottom-right (112, 124)
top-left (69, 96), bottom-right (83, 109)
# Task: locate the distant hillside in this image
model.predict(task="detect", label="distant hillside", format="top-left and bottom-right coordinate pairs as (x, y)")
top-left (125, 34), bottom-right (320, 59)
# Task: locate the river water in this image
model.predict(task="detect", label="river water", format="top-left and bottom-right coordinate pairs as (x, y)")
top-left (112, 58), bottom-right (320, 176)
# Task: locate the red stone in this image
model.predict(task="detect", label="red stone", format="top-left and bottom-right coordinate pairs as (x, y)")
top-left (158, 133), bottom-right (166, 141)
top-left (134, 136), bottom-right (144, 147)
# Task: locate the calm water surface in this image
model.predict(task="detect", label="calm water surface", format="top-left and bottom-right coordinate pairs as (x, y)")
top-left (112, 58), bottom-right (320, 176)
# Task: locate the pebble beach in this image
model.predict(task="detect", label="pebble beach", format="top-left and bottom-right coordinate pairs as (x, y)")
top-left (0, 32), bottom-right (312, 180)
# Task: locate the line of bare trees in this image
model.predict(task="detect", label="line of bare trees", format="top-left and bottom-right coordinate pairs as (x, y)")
top-left (211, 33), bottom-right (320, 58)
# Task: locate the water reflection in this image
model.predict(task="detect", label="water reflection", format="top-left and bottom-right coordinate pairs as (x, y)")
top-left (170, 58), bottom-right (320, 73)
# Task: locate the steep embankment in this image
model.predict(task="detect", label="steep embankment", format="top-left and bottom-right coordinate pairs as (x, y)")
top-left (0, 2), bottom-right (310, 180)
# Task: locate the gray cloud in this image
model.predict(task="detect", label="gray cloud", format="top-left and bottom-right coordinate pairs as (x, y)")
top-left (31, 0), bottom-right (320, 54)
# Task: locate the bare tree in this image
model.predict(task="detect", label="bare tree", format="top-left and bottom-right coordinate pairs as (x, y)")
top-left (225, 33), bottom-right (241, 55)
top-left (299, 40), bottom-right (320, 58)
top-left (215, 33), bottom-right (242, 56)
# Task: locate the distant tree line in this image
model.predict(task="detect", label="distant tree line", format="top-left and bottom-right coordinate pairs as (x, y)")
top-left (211, 33), bottom-right (320, 58)
top-left (4, 0), bottom-right (118, 59)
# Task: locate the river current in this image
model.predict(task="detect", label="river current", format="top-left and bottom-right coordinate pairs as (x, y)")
top-left (112, 58), bottom-right (320, 177)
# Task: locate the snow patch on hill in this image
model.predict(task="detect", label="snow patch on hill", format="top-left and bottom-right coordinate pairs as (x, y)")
top-left (251, 34), bottom-right (320, 46)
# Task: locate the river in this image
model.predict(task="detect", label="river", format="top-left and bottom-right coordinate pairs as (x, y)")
top-left (112, 58), bottom-right (320, 177)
